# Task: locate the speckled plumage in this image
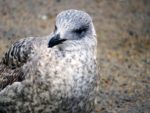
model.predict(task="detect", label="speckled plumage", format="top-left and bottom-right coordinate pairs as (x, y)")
top-left (0, 9), bottom-right (98, 113)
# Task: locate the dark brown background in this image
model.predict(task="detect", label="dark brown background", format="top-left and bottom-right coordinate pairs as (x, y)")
top-left (0, 0), bottom-right (149, 112)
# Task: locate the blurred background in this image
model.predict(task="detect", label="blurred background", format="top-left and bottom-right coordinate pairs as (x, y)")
top-left (0, 0), bottom-right (149, 112)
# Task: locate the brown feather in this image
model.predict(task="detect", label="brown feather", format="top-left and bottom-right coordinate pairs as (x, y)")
top-left (0, 62), bottom-right (24, 90)
top-left (0, 36), bottom-right (49, 90)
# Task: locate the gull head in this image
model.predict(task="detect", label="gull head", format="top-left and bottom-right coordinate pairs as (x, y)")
top-left (48, 9), bottom-right (97, 51)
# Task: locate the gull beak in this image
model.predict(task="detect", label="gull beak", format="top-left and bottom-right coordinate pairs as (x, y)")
top-left (48, 34), bottom-right (67, 48)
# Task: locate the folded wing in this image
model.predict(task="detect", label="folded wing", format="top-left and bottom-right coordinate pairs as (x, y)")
top-left (0, 37), bottom-right (35, 90)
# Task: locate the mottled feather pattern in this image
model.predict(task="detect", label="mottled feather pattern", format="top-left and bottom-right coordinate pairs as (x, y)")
top-left (0, 36), bottom-right (49, 90)
top-left (2, 37), bottom-right (34, 69)
top-left (0, 45), bottom-right (98, 113)
top-left (0, 9), bottom-right (98, 113)
top-left (0, 63), bottom-right (22, 90)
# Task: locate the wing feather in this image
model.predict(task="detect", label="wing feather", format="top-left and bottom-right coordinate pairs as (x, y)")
top-left (0, 36), bottom-right (49, 90)
top-left (2, 37), bottom-right (34, 69)
top-left (0, 63), bottom-right (23, 90)
top-left (0, 37), bottom-right (35, 90)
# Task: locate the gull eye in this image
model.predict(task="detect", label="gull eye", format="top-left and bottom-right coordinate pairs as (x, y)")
top-left (73, 26), bottom-right (88, 35)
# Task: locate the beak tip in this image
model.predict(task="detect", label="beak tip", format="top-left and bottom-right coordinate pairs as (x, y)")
top-left (48, 44), bottom-right (55, 48)
top-left (48, 34), bottom-right (67, 48)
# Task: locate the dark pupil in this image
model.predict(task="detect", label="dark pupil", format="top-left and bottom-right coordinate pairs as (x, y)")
top-left (74, 29), bottom-right (83, 34)
top-left (73, 27), bottom-right (88, 34)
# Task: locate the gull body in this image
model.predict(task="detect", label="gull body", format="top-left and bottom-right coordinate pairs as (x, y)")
top-left (0, 9), bottom-right (98, 113)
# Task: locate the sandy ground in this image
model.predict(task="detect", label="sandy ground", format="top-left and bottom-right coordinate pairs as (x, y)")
top-left (0, 0), bottom-right (149, 112)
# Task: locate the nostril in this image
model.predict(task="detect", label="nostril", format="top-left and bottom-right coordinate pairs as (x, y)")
top-left (54, 25), bottom-right (57, 32)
